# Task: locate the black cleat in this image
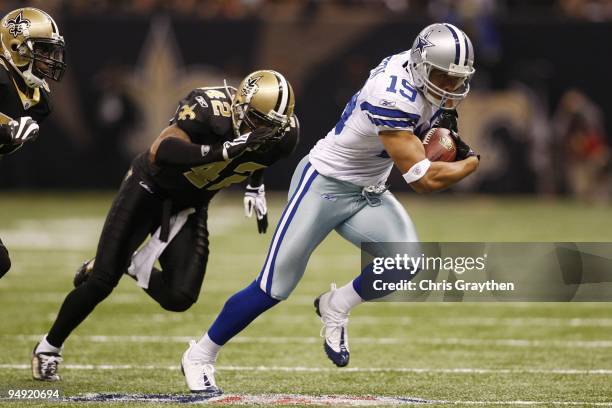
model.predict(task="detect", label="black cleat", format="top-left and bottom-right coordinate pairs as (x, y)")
top-left (73, 258), bottom-right (94, 287)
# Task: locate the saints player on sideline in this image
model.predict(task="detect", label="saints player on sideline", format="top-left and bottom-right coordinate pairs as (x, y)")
top-left (0, 7), bottom-right (66, 280)
top-left (31, 70), bottom-right (299, 383)
top-left (181, 23), bottom-right (479, 393)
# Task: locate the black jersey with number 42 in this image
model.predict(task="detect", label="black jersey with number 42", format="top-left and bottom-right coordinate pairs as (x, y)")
top-left (137, 86), bottom-right (299, 206)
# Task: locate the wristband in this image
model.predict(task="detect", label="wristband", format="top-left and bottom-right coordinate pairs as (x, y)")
top-left (402, 158), bottom-right (431, 184)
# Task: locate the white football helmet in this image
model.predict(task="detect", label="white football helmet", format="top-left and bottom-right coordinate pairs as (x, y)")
top-left (409, 23), bottom-right (475, 109)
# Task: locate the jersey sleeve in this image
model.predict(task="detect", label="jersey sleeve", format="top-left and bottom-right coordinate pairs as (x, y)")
top-left (361, 79), bottom-right (422, 134)
top-left (170, 89), bottom-right (214, 141)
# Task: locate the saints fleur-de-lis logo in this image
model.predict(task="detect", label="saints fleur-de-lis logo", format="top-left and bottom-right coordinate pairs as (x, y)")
top-left (5, 11), bottom-right (31, 38)
top-left (241, 74), bottom-right (263, 97)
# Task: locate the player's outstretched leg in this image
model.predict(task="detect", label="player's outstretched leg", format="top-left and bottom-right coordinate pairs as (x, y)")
top-left (318, 191), bottom-right (418, 367)
top-left (32, 170), bottom-right (159, 381)
top-left (181, 281), bottom-right (279, 393)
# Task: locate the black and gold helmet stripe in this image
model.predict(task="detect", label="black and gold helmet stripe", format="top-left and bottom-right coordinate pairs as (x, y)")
top-left (272, 71), bottom-right (291, 117)
top-left (37, 8), bottom-right (59, 35)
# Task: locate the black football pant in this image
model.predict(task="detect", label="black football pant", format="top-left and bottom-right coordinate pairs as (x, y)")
top-left (0, 238), bottom-right (11, 279)
top-left (46, 171), bottom-right (209, 348)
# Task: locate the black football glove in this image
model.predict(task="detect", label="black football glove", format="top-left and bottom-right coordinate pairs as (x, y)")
top-left (434, 109), bottom-right (459, 133)
top-left (253, 123), bottom-right (292, 153)
top-left (223, 127), bottom-right (278, 159)
top-left (244, 184), bottom-right (268, 234)
top-left (450, 130), bottom-right (479, 161)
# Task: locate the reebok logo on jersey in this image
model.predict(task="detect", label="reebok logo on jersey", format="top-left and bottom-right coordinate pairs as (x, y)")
top-left (321, 193), bottom-right (337, 202)
top-left (195, 96), bottom-right (208, 108)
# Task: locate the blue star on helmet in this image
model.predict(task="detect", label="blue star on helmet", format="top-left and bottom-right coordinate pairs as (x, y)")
top-left (414, 30), bottom-right (434, 54)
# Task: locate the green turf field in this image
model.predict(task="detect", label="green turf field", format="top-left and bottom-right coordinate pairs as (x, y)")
top-left (0, 192), bottom-right (611, 407)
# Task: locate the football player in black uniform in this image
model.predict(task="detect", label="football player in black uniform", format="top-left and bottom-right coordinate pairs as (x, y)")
top-left (0, 7), bottom-right (66, 280)
top-left (31, 70), bottom-right (299, 382)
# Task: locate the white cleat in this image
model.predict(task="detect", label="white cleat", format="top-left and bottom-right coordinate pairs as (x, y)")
top-left (31, 342), bottom-right (62, 382)
top-left (314, 283), bottom-right (350, 367)
top-left (181, 340), bottom-right (222, 395)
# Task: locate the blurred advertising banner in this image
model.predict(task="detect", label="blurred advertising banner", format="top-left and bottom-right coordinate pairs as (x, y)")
top-left (360, 243), bottom-right (612, 302)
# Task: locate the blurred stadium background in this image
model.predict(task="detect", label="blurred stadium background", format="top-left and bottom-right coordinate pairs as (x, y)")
top-left (0, 0), bottom-right (611, 198)
top-left (1, 0), bottom-right (611, 406)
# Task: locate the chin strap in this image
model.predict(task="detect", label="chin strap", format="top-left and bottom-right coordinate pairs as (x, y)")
top-left (20, 60), bottom-right (45, 89)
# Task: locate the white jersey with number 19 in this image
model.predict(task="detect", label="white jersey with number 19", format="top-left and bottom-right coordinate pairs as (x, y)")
top-left (309, 51), bottom-right (442, 187)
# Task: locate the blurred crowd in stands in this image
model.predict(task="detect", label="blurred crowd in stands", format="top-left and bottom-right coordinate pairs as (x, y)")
top-left (0, 1), bottom-right (610, 200)
top-left (3, 0), bottom-right (612, 21)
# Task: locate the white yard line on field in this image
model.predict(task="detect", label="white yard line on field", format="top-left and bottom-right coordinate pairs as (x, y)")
top-left (5, 334), bottom-right (612, 348)
top-left (117, 312), bottom-right (612, 327)
top-left (1, 363), bottom-right (611, 375)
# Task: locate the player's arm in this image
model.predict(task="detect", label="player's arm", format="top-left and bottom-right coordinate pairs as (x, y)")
top-left (248, 169), bottom-right (264, 187)
top-left (150, 124), bottom-right (275, 168)
top-left (380, 129), bottom-right (478, 193)
top-left (150, 124), bottom-right (224, 167)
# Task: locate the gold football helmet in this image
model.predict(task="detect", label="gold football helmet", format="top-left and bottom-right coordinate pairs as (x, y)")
top-left (231, 70), bottom-right (295, 136)
top-left (0, 8), bottom-right (66, 88)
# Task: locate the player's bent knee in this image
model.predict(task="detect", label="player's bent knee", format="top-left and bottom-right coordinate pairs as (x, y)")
top-left (86, 277), bottom-right (116, 301)
top-left (159, 292), bottom-right (195, 312)
top-left (269, 288), bottom-right (291, 301)
top-left (0, 246), bottom-right (11, 278)
top-left (267, 277), bottom-right (300, 301)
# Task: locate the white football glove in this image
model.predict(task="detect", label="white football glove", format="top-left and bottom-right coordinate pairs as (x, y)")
top-left (8, 116), bottom-right (39, 144)
top-left (222, 127), bottom-right (277, 160)
top-left (244, 184), bottom-right (268, 234)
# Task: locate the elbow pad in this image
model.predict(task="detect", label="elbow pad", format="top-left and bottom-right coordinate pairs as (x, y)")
top-left (402, 158), bottom-right (431, 184)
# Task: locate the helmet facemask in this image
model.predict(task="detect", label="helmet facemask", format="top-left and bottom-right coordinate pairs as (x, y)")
top-left (18, 37), bottom-right (66, 86)
top-left (415, 62), bottom-right (473, 110)
top-left (232, 97), bottom-right (285, 133)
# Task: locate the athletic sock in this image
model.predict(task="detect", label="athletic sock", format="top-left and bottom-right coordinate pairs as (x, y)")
top-left (35, 335), bottom-right (62, 354)
top-left (207, 280), bottom-right (279, 346)
top-left (330, 278), bottom-right (364, 315)
top-left (188, 334), bottom-right (221, 364)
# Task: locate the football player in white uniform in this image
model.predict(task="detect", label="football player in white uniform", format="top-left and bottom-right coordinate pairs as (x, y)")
top-left (181, 23), bottom-right (479, 393)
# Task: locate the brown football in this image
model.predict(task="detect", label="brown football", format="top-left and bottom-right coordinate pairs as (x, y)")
top-left (422, 127), bottom-right (457, 162)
